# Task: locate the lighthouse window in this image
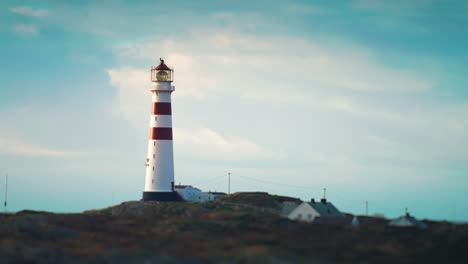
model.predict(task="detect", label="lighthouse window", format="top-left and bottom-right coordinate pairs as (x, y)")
top-left (153, 154), bottom-right (155, 158)
top-left (154, 142), bottom-right (156, 146)
top-left (152, 166), bottom-right (154, 171)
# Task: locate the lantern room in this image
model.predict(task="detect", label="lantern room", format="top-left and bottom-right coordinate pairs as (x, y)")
top-left (151, 58), bottom-right (173, 82)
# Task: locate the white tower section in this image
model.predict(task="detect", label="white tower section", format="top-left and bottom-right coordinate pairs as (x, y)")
top-left (142, 59), bottom-right (181, 201)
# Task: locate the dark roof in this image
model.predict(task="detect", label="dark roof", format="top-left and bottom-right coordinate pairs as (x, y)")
top-left (174, 185), bottom-right (201, 192)
top-left (208, 192), bottom-right (226, 195)
top-left (307, 200), bottom-right (342, 217)
top-left (154, 58), bottom-right (171, 70)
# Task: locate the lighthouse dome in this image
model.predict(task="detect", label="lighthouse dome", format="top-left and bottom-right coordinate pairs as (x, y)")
top-left (151, 58), bottom-right (173, 82)
top-left (154, 59), bottom-right (171, 70)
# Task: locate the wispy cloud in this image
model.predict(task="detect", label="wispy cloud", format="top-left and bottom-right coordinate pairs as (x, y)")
top-left (321, 95), bottom-right (468, 163)
top-left (284, 3), bottom-right (329, 14)
top-left (111, 30), bottom-right (433, 105)
top-left (352, 0), bottom-right (435, 10)
top-left (10, 6), bottom-right (49, 18)
top-left (0, 136), bottom-right (81, 157)
top-left (174, 127), bottom-right (281, 161)
top-left (323, 96), bottom-right (404, 121)
top-left (13, 24), bottom-right (39, 36)
top-left (107, 53), bottom-right (218, 122)
top-left (105, 65), bottom-right (279, 160)
top-left (324, 97), bottom-right (359, 114)
top-left (107, 67), bottom-right (148, 122)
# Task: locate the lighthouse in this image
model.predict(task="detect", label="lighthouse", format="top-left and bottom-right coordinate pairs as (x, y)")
top-left (142, 58), bottom-right (182, 201)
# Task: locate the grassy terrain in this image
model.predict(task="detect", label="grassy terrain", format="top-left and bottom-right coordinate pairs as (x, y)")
top-left (0, 193), bottom-right (467, 263)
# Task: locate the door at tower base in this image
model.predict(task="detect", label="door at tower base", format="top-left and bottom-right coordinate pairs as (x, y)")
top-left (142, 191), bottom-right (183, 202)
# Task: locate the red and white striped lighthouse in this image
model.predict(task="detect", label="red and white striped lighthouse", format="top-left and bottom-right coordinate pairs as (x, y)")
top-left (143, 58), bottom-right (182, 201)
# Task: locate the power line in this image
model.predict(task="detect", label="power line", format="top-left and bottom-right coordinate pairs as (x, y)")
top-left (234, 175), bottom-right (267, 191)
top-left (236, 174), bottom-right (323, 190)
top-left (227, 176), bottom-right (372, 216)
top-left (191, 174), bottom-right (227, 186)
top-left (187, 173), bottom-right (444, 219)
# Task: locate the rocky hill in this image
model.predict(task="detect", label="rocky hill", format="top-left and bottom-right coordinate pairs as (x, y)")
top-left (0, 193), bottom-right (467, 263)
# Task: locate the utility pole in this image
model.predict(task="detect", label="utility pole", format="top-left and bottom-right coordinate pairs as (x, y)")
top-left (228, 172), bottom-right (231, 194)
top-left (4, 174), bottom-right (8, 213)
top-left (365, 201), bottom-right (368, 216)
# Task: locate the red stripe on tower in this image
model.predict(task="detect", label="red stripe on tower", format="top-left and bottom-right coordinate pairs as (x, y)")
top-left (152, 102), bottom-right (172, 115)
top-left (149, 127), bottom-right (173, 140)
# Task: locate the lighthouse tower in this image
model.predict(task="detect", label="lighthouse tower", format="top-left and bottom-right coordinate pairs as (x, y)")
top-left (143, 58), bottom-right (182, 201)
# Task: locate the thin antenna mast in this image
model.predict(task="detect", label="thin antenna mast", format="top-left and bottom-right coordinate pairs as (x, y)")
top-left (323, 188), bottom-right (326, 199)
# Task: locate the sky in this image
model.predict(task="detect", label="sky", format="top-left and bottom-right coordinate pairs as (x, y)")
top-left (1, 0), bottom-right (468, 221)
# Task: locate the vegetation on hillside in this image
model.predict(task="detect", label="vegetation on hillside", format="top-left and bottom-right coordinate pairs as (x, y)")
top-left (217, 192), bottom-right (301, 211)
top-left (0, 193), bottom-right (467, 263)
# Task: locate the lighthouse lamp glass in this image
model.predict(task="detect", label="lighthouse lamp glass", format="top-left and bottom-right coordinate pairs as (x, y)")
top-left (156, 70), bottom-right (170, 81)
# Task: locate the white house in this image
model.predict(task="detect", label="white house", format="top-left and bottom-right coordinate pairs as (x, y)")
top-left (200, 191), bottom-right (226, 201)
top-left (174, 185), bottom-right (202, 201)
top-left (288, 198), bottom-right (343, 222)
top-left (280, 201), bottom-right (302, 217)
top-left (174, 185), bottom-right (226, 202)
top-left (351, 216), bottom-right (360, 227)
top-left (389, 213), bottom-right (427, 229)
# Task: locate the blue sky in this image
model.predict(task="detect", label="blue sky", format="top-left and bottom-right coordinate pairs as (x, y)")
top-left (1, 0), bottom-right (468, 221)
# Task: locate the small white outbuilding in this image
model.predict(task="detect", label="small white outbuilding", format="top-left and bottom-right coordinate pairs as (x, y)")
top-left (288, 198), bottom-right (343, 222)
top-left (174, 185), bottom-right (202, 201)
top-left (174, 185), bottom-right (226, 202)
top-left (389, 213), bottom-right (427, 229)
top-left (351, 216), bottom-right (360, 227)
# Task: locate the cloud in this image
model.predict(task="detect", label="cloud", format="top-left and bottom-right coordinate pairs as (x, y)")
top-left (105, 65), bottom-right (278, 160)
top-left (352, 0), bottom-right (434, 10)
top-left (109, 48), bottom-right (218, 98)
top-left (107, 54), bottom-right (217, 122)
top-left (174, 127), bottom-right (280, 161)
top-left (0, 136), bottom-right (81, 157)
top-left (10, 6), bottom-right (49, 17)
top-left (325, 94), bottom-right (468, 130)
top-left (321, 96), bottom-right (468, 164)
top-left (324, 98), bottom-right (359, 114)
top-left (322, 96), bottom-right (406, 122)
top-left (284, 3), bottom-right (329, 14)
top-left (105, 16), bottom-right (466, 169)
top-left (107, 67), bottom-right (148, 122)
top-left (111, 31), bottom-right (433, 106)
top-left (13, 24), bottom-right (39, 36)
